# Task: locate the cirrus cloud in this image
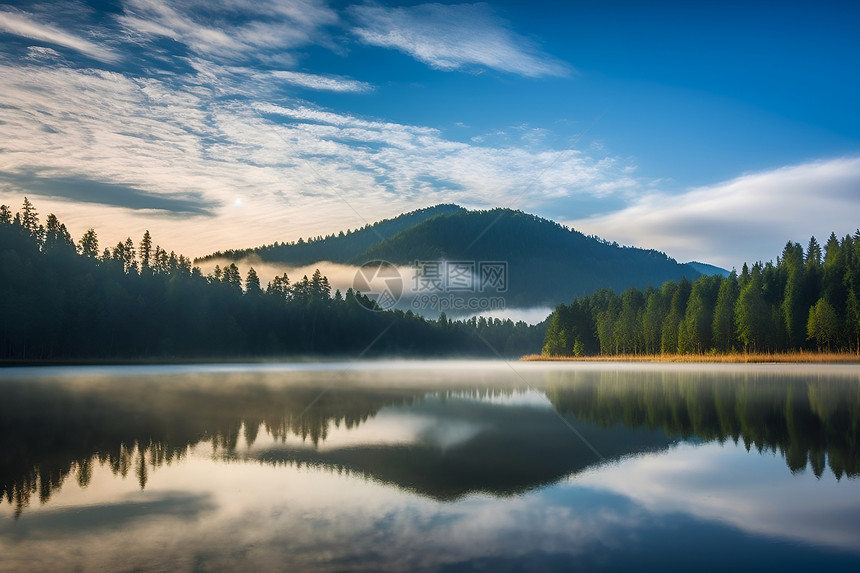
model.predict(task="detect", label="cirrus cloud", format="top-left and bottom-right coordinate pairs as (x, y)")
top-left (270, 70), bottom-right (373, 93)
top-left (350, 2), bottom-right (571, 78)
top-left (0, 8), bottom-right (119, 63)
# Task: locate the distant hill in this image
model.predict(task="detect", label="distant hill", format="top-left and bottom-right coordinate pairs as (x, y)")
top-left (685, 261), bottom-right (731, 277)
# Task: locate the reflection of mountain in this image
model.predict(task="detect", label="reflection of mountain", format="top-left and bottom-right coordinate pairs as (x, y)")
top-left (250, 396), bottom-right (670, 501)
top-left (545, 368), bottom-right (860, 479)
top-left (3, 365), bottom-right (859, 517)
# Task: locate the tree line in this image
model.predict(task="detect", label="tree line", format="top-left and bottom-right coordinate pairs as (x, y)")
top-left (0, 198), bottom-right (544, 360)
top-left (543, 232), bottom-right (860, 355)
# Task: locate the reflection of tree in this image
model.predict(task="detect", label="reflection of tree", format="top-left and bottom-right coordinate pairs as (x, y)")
top-left (0, 373), bottom-right (421, 517)
top-left (4, 369), bottom-right (858, 517)
top-left (545, 369), bottom-right (860, 479)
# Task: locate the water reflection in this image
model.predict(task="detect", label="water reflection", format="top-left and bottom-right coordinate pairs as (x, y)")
top-left (2, 363), bottom-right (858, 519)
top-left (545, 367), bottom-right (860, 478)
top-left (2, 363), bottom-right (860, 571)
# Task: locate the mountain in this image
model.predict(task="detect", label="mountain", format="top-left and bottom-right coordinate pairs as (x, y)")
top-left (201, 205), bottom-right (702, 307)
top-left (685, 261), bottom-right (731, 277)
top-left (358, 208), bottom-right (700, 305)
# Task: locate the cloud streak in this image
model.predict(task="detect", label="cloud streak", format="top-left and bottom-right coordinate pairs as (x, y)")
top-left (270, 70), bottom-right (373, 93)
top-left (0, 170), bottom-right (217, 215)
top-left (351, 3), bottom-right (570, 77)
top-left (118, 0), bottom-right (337, 62)
top-left (0, 9), bottom-right (118, 63)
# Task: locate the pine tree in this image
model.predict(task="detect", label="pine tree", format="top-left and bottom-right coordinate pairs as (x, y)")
top-left (735, 265), bottom-right (769, 352)
top-left (712, 271), bottom-right (739, 352)
top-left (681, 275), bottom-right (720, 353)
top-left (124, 237), bottom-right (138, 274)
top-left (223, 263), bottom-right (242, 291)
top-left (266, 273), bottom-right (291, 300)
top-left (153, 246), bottom-right (167, 274)
top-left (20, 197), bottom-right (39, 237)
top-left (661, 278), bottom-right (690, 354)
top-left (781, 242), bottom-right (807, 348)
top-left (642, 292), bottom-right (664, 354)
top-left (543, 305), bottom-right (572, 355)
top-left (245, 267), bottom-right (261, 295)
top-left (140, 230), bottom-right (153, 271)
top-left (43, 214), bottom-right (73, 251)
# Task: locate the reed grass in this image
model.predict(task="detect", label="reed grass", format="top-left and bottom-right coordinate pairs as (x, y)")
top-left (520, 351), bottom-right (860, 363)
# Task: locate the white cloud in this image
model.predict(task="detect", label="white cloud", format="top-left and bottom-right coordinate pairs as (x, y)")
top-left (351, 3), bottom-right (570, 77)
top-left (569, 157), bottom-right (860, 269)
top-left (270, 70), bottom-right (373, 93)
top-left (0, 9), bottom-right (118, 63)
top-left (118, 0), bottom-right (337, 61)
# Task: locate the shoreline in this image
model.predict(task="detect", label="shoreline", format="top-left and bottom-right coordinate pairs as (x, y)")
top-left (520, 352), bottom-right (860, 364)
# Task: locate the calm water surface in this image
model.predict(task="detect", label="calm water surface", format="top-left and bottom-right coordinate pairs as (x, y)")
top-left (1, 361), bottom-right (859, 572)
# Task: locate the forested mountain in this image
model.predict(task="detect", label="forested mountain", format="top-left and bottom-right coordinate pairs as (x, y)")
top-left (358, 208), bottom-right (700, 305)
top-left (543, 233), bottom-right (860, 356)
top-left (203, 206), bottom-right (702, 306)
top-left (0, 199), bottom-right (543, 361)
top-left (198, 204), bottom-right (465, 266)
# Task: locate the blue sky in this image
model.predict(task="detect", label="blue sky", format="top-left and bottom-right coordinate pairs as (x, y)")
top-left (0, 0), bottom-right (858, 268)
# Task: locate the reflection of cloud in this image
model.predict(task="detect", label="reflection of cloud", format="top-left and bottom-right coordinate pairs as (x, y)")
top-left (576, 442), bottom-right (860, 554)
top-left (445, 388), bottom-right (552, 409)
top-left (350, 3), bottom-right (570, 77)
top-left (0, 491), bottom-right (216, 540)
top-left (0, 9), bottom-right (119, 63)
top-left (270, 409), bottom-right (486, 452)
top-left (570, 157), bottom-right (860, 269)
top-left (0, 452), bottom-right (645, 571)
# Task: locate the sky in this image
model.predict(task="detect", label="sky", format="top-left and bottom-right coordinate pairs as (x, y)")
top-left (0, 0), bottom-right (858, 269)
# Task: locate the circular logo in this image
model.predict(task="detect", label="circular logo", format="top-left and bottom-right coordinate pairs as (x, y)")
top-left (352, 260), bottom-right (403, 311)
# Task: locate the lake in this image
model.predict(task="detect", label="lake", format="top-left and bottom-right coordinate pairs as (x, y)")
top-left (1, 361), bottom-right (859, 572)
